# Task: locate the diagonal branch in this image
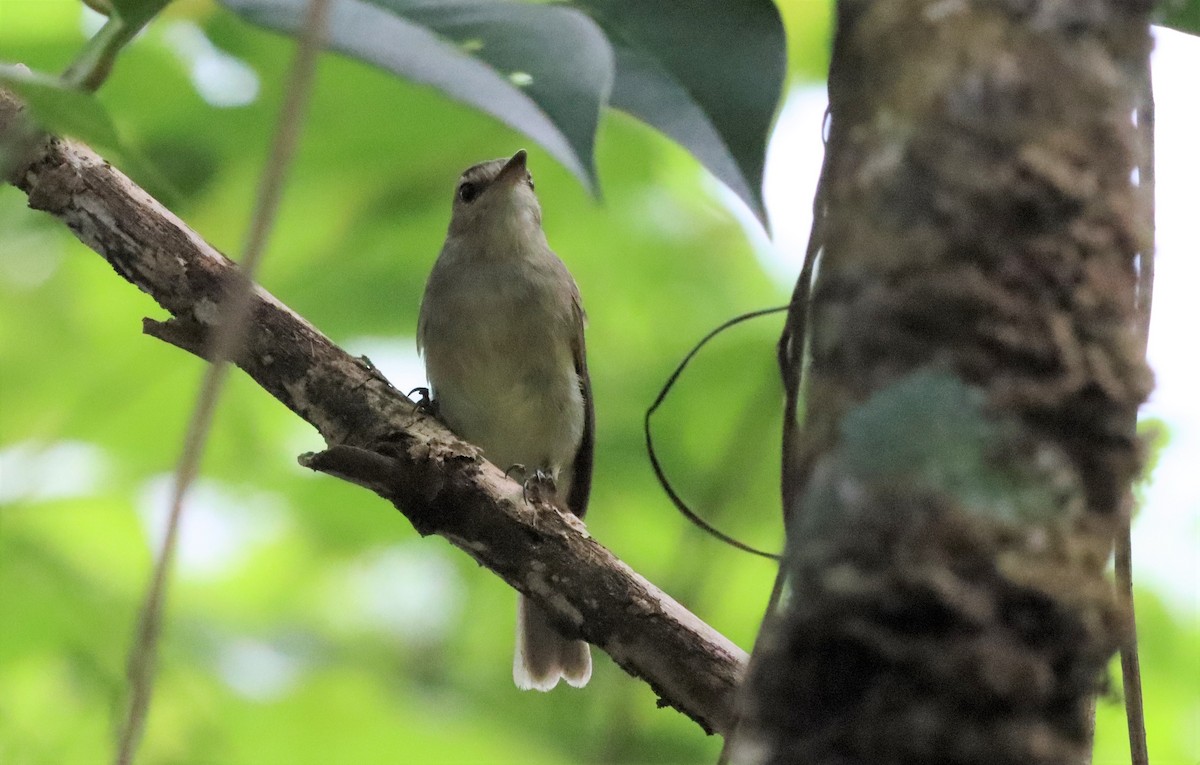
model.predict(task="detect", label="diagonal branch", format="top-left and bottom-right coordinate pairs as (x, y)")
top-left (0, 89), bottom-right (746, 736)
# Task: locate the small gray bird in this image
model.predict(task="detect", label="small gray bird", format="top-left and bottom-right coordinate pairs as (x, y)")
top-left (417, 150), bottom-right (594, 691)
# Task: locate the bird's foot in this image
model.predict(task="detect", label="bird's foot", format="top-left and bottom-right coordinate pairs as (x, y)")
top-left (523, 468), bottom-right (557, 506)
top-left (506, 465), bottom-right (556, 506)
top-left (407, 387), bottom-right (439, 417)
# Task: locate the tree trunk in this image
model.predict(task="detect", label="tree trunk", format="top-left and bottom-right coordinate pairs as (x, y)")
top-left (735, 1), bottom-right (1153, 763)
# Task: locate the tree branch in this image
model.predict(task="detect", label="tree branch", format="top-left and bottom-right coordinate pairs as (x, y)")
top-left (0, 89), bottom-right (747, 736)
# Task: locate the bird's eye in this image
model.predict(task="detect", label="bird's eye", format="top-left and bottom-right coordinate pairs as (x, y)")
top-left (457, 182), bottom-right (480, 203)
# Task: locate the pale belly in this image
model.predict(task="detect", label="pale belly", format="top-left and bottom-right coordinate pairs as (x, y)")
top-left (420, 273), bottom-right (584, 479)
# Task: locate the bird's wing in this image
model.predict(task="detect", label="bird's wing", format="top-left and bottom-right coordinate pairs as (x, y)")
top-left (565, 286), bottom-right (594, 519)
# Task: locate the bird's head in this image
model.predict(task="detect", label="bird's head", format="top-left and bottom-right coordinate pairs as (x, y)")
top-left (446, 150), bottom-right (543, 245)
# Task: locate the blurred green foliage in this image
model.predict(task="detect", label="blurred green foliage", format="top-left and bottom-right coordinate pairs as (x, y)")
top-left (1163, 0), bottom-right (1200, 37)
top-left (1, 2), bottom-right (1195, 764)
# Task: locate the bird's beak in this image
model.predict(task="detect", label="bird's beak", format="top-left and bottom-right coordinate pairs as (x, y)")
top-left (495, 149), bottom-right (528, 186)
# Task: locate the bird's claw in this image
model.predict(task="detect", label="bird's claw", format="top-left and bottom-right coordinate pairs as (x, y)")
top-left (504, 464), bottom-right (556, 504)
top-left (407, 386), bottom-right (438, 416)
top-left (522, 468), bottom-right (556, 505)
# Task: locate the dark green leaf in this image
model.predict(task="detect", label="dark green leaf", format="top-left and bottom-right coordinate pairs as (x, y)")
top-left (573, 0), bottom-right (786, 225)
top-left (220, 0), bottom-right (614, 189)
top-left (0, 65), bottom-right (122, 150)
top-left (1161, 0), bottom-right (1200, 36)
top-left (219, 0), bottom-right (786, 220)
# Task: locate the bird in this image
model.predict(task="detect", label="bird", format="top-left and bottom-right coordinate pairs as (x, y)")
top-left (417, 150), bottom-right (594, 691)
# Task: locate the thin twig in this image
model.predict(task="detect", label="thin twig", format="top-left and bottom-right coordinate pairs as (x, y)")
top-left (776, 103), bottom-right (831, 526)
top-left (61, 16), bottom-right (138, 92)
top-left (111, 2), bottom-right (331, 762)
top-left (645, 307), bottom-right (787, 560)
top-left (718, 103), bottom-right (834, 765)
top-left (1114, 44), bottom-right (1155, 765)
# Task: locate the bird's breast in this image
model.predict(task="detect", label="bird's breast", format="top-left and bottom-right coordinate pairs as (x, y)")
top-left (419, 261), bottom-right (584, 473)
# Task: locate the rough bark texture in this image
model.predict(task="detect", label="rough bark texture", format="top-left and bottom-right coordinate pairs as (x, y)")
top-left (0, 91), bottom-right (745, 736)
top-left (736, 1), bottom-right (1154, 763)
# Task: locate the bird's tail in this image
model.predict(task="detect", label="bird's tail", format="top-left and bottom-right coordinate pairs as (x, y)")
top-left (513, 594), bottom-right (592, 691)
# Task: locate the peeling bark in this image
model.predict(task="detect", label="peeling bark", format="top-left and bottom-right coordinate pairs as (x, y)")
top-left (0, 90), bottom-right (746, 736)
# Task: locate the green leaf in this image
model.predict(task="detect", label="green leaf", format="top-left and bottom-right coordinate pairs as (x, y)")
top-left (220, 0), bottom-right (614, 189)
top-left (219, 0), bottom-right (787, 221)
top-left (572, 0), bottom-right (785, 225)
top-left (0, 65), bottom-right (174, 201)
top-left (109, 0), bottom-right (174, 28)
top-left (0, 65), bottom-right (122, 150)
top-left (1161, 0), bottom-right (1200, 36)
